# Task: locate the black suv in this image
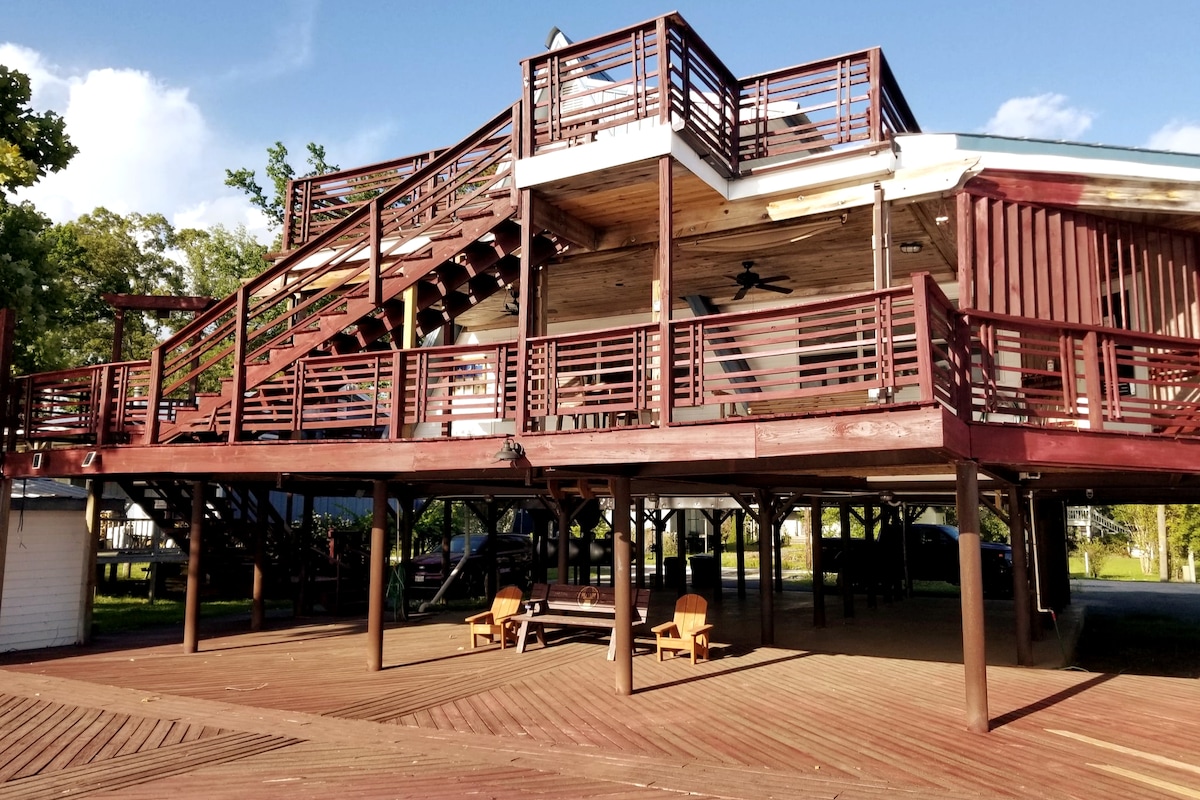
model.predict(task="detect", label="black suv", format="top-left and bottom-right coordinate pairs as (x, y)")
top-left (406, 534), bottom-right (532, 599)
top-left (907, 524), bottom-right (1013, 597)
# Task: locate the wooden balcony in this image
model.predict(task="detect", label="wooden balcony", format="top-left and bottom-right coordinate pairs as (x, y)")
top-left (13, 275), bottom-right (1200, 469)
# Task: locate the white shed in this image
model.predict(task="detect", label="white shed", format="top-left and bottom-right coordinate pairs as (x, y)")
top-left (0, 479), bottom-right (101, 652)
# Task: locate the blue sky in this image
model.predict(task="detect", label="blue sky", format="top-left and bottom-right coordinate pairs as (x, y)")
top-left (5, 0), bottom-right (1199, 241)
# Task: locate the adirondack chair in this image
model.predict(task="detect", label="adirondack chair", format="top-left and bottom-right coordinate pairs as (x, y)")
top-left (652, 593), bottom-right (713, 664)
top-left (465, 585), bottom-right (524, 649)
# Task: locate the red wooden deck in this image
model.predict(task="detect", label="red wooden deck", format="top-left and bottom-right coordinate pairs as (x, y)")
top-left (1, 596), bottom-right (1197, 799)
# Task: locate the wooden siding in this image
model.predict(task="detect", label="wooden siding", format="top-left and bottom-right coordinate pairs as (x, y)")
top-left (0, 510), bottom-right (87, 652)
top-left (959, 192), bottom-right (1200, 338)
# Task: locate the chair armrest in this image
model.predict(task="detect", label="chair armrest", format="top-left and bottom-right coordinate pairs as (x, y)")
top-left (688, 624), bottom-right (714, 638)
top-left (651, 621), bottom-right (679, 635)
top-left (465, 611), bottom-right (494, 624)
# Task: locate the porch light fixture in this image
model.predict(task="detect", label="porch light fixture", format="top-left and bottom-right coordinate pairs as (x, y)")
top-left (899, 241), bottom-right (922, 254)
top-left (494, 437), bottom-right (524, 463)
top-left (81, 450), bottom-right (98, 468)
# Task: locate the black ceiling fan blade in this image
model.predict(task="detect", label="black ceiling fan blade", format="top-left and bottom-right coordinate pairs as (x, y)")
top-left (754, 275), bottom-right (789, 285)
top-left (733, 286), bottom-right (749, 301)
top-left (759, 284), bottom-right (793, 294)
top-left (727, 275), bottom-right (746, 284)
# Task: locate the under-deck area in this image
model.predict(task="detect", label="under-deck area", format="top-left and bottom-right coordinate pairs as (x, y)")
top-left (0, 592), bottom-right (1195, 800)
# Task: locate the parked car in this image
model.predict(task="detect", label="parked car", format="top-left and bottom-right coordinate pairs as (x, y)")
top-left (821, 523), bottom-right (1013, 598)
top-left (406, 533), bottom-right (532, 599)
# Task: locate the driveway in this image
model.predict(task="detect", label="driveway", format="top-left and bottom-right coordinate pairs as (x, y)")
top-left (1071, 578), bottom-right (1200, 678)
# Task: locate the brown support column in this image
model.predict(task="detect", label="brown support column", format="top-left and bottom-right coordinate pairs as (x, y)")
top-left (81, 479), bottom-right (103, 642)
top-left (811, 499), bottom-right (826, 628)
top-left (400, 492), bottom-right (414, 567)
top-left (111, 308), bottom-right (125, 363)
top-left (613, 477), bottom-right (633, 695)
top-left (441, 498), bottom-right (453, 584)
top-left (773, 515), bottom-right (783, 593)
top-left (956, 461), bottom-right (989, 733)
top-left (183, 481), bottom-right (205, 654)
top-left (756, 490), bottom-right (775, 646)
top-left (839, 502), bottom-right (854, 618)
top-left (556, 502), bottom-right (569, 585)
top-left (1007, 488), bottom-right (1034, 666)
top-left (366, 480), bottom-right (389, 672)
top-left (865, 504), bottom-right (878, 610)
top-left (515, 190), bottom-right (535, 433)
top-left (734, 509), bottom-right (747, 599)
top-left (0, 478), bottom-right (12, 638)
top-left (656, 155), bottom-right (674, 427)
top-left (634, 496), bottom-right (646, 589)
top-left (251, 488), bottom-right (267, 631)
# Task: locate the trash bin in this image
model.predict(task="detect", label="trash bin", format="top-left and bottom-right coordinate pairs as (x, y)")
top-left (689, 554), bottom-right (716, 590)
top-left (663, 556), bottom-right (683, 592)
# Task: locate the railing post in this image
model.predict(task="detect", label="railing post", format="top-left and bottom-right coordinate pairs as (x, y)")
top-left (95, 364), bottom-right (114, 447)
top-left (282, 178), bottom-right (296, 251)
top-left (868, 48), bottom-right (883, 144)
top-left (389, 351), bottom-right (406, 440)
top-left (515, 191), bottom-right (534, 433)
top-left (369, 196), bottom-right (382, 307)
top-left (143, 348), bottom-right (164, 445)
top-left (656, 16), bottom-right (671, 126)
top-left (912, 276), bottom-right (935, 404)
top-left (227, 285), bottom-right (249, 443)
top-left (1082, 330), bottom-right (1105, 430)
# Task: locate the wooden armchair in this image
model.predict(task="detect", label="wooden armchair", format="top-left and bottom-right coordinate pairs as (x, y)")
top-left (465, 585), bottom-right (524, 649)
top-left (652, 593), bottom-right (713, 664)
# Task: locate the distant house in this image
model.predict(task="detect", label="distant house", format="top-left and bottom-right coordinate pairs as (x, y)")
top-left (0, 479), bottom-right (118, 652)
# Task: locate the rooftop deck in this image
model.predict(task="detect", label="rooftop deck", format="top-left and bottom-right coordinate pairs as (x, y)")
top-left (1, 591), bottom-right (1196, 799)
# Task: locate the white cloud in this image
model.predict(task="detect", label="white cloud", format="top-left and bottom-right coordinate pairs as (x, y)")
top-left (1145, 121), bottom-right (1200, 154)
top-left (221, 0), bottom-right (318, 83)
top-left (3, 44), bottom-right (267, 242)
top-left (982, 93), bottom-right (1094, 140)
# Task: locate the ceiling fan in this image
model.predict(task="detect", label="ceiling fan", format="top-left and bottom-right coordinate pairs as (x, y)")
top-left (730, 261), bottom-right (793, 300)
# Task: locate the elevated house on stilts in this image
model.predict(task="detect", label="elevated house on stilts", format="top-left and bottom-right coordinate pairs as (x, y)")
top-left (5, 13), bottom-right (1200, 732)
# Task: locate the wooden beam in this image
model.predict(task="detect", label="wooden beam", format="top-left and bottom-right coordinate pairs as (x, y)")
top-left (657, 155), bottom-right (674, 426)
top-left (531, 194), bottom-right (600, 251)
top-left (0, 478), bottom-right (11, 640)
top-left (956, 461), bottom-right (989, 734)
top-left (756, 489), bottom-right (774, 645)
top-left (811, 498), bottom-right (825, 628)
top-left (1008, 488), bottom-right (1034, 667)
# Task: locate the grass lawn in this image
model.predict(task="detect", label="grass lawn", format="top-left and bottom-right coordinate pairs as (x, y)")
top-left (1068, 554), bottom-right (1158, 581)
top-left (92, 596), bottom-right (289, 634)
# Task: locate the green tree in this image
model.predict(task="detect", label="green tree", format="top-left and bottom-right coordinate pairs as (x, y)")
top-left (42, 208), bottom-right (184, 364)
top-left (1109, 504), bottom-right (1178, 575)
top-left (0, 66), bottom-right (76, 192)
top-left (225, 142), bottom-right (337, 233)
top-left (175, 224), bottom-right (269, 299)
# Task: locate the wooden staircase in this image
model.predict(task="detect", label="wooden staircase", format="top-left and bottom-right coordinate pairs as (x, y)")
top-left (143, 104), bottom-right (555, 443)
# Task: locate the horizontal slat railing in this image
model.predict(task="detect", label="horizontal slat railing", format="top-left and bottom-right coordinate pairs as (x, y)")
top-left (11, 361), bottom-right (169, 444)
top-left (669, 284), bottom-right (926, 418)
top-left (964, 310), bottom-right (1200, 435)
top-left (526, 324), bottom-right (660, 429)
top-left (283, 149), bottom-right (445, 251)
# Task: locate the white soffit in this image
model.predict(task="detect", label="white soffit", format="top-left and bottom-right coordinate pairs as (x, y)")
top-left (766, 157), bottom-right (980, 222)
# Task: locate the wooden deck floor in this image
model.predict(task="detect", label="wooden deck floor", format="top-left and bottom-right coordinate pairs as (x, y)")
top-left (1, 592), bottom-right (1198, 799)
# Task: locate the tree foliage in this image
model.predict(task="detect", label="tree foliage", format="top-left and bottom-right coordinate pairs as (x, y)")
top-left (224, 142), bottom-right (337, 232)
top-left (0, 65), bottom-right (77, 194)
top-left (175, 224), bottom-right (268, 299)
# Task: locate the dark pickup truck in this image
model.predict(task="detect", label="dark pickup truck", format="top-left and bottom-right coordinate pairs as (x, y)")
top-left (822, 523), bottom-right (1013, 597)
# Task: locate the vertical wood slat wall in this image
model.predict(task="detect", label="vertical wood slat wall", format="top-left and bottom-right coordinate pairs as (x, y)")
top-left (958, 192), bottom-right (1200, 339)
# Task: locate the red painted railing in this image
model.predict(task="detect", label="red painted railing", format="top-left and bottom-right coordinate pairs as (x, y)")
top-left (964, 311), bottom-right (1200, 435)
top-left (523, 13), bottom-right (917, 177)
top-left (282, 148), bottom-right (445, 251)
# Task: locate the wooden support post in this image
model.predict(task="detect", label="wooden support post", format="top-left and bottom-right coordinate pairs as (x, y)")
top-left (515, 190), bottom-right (535, 433)
top-left (367, 479), bottom-right (389, 672)
top-left (441, 499), bottom-right (453, 585)
top-left (486, 498), bottom-right (499, 601)
top-left (656, 155), bottom-right (674, 427)
top-left (556, 501), bottom-right (569, 586)
top-left (865, 504), bottom-right (878, 610)
top-left (1158, 504), bottom-right (1169, 582)
top-left (756, 490), bottom-right (774, 646)
top-left (872, 183), bottom-right (891, 290)
top-left (840, 501), bottom-right (854, 618)
top-left (401, 286), bottom-right (417, 350)
top-left (613, 476), bottom-right (633, 696)
top-left (0, 478), bottom-right (11, 639)
top-left (1007, 489), bottom-right (1034, 666)
top-left (81, 479), bottom-right (103, 643)
top-left (773, 516), bottom-right (783, 594)
top-left (251, 487), bottom-right (267, 632)
top-left (183, 481), bottom-right (205, 654)
top-left (674, 517), bottom-right (686, 596)
top-left (634, 497), bottom-right (646, 589)
top-left (956, 461), bottom-right (990, 734)
top-left (811, 499), bottom-right (825, 628)
top-left (735, 509), bottom-right (747, 599)
top-left (227, 286), bottom-right (249, 443)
